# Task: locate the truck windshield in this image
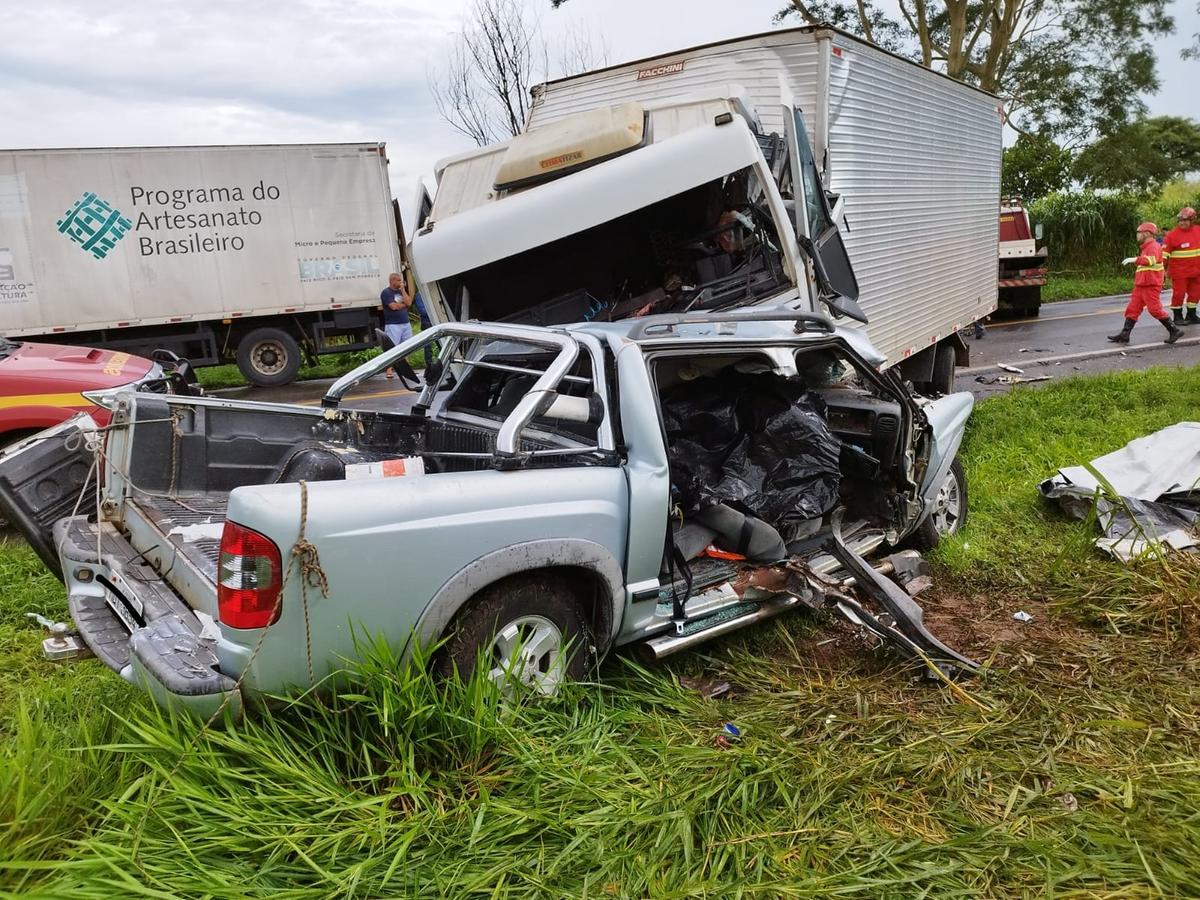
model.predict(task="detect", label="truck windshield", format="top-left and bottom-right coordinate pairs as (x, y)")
top-left (435, 164), bottom-right (790, 328)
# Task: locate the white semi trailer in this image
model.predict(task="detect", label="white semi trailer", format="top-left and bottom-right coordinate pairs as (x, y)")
top-left (0, 143), bottom-right (404, 385)
top-left (416, 25), bottom-right (999, 390)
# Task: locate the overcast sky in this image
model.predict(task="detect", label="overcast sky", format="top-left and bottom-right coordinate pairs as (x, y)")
top-left (2, 0), bottom-right (1196, 202)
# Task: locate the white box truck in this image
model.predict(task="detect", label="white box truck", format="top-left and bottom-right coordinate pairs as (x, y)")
top-left (0, 143), bottom-right (404, 385)
top-left (413, 25), bottom-right (999, 391)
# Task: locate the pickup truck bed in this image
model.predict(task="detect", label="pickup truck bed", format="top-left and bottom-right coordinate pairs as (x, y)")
top-left (134, 494), bottom-right (229, 585)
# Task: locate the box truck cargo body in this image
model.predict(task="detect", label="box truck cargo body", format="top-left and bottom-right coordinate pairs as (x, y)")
top-left (520, 26), bottom-right (1001, 379)
top-left (0, 143), bottom-right (404, 385)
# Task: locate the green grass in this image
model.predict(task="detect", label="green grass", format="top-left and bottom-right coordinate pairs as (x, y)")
top-left (1042, 268), bottom-right (1128, 303)
top-left (2, 366), bottom-right (1199, 896)
top-left (1043, 267), bottom-right (1195, 305)
top-left (197, 338), bottom-right (435, 392)
top-left (195, 351), bottom-right (372, 391)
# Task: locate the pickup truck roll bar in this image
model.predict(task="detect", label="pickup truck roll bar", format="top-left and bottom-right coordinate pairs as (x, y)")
top-left (322, 321), bottom-right (586, 459)
top-left (625, 308), bottom-right (836, 341)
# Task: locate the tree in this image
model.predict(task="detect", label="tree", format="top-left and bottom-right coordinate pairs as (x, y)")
top-left (770, 0), bottom-right (1173, 147)
top-left (433, 0), bottom-right (609, 146)
top-left (1001, 132), bottom-right (1072, 201)
top-left (1072, 116), bottom-right (1200, 195)
top-left (1185, 3), bottom-right (1199, 60)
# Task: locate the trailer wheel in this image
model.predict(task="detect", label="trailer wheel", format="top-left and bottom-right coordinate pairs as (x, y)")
top-left (929, 343), bottom-right (957, 396)
top-left (1023, 286), bottom-right (1042, 318)
top-left (237, 328), bottom-right (302, 387)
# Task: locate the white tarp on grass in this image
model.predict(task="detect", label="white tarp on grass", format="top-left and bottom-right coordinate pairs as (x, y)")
top-left (1040, 422), bottom-right (1200, 562)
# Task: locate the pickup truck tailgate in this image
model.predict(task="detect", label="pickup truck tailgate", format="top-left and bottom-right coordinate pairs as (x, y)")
top-left (55, 515), bottom-right (238, 710)
top-left (0, 416), bottom-right (97, 580)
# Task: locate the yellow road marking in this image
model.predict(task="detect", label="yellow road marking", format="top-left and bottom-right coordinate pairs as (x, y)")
top-left (295, 387), bottom-right (414, 407)
top-left (0, 391), bottom-right (87, 409)
top-left (988, 306), bottom-right (1125, 328)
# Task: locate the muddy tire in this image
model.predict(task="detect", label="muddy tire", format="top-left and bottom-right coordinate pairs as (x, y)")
top-left (436, 573), bottom-right (592, 695)
top-left (237, 328), bottom-right (302, 387)
top-left (909, 456), bottom-right (968, 552)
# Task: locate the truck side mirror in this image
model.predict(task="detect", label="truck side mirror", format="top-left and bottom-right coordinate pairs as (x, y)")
top-left (824, 293), bottom-right (869, 325)
top-left (1035, 223), bottom-right (1044, 241)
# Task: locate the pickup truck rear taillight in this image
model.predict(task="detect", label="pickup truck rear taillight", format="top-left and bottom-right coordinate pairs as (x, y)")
top-left (217, 522), bottom-right (282, 629)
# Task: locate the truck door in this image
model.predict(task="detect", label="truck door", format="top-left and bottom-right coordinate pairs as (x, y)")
top-left (782, 102), bottom-right (860, 305)
top-left (403, 181), bottom-right (451, 326)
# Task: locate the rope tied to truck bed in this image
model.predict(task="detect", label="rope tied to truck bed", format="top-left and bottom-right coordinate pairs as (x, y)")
top-left (294, 480), bottom-right (329, 686)
top-left (167, 410), bottom-right (190, 499)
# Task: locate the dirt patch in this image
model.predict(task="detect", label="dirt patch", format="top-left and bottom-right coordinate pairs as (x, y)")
top-left (919, 585), bottom-right (1096, 666)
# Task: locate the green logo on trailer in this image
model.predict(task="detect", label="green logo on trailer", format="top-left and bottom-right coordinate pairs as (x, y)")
top-left (57, 192), bottom-right (132, 260)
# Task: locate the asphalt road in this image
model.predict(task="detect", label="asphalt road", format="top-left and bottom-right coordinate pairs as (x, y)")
top-left (218, 295), bottom-right (1200, 410)
top-left (222, 375), bottom-right (421, 414)
top-left (957, 295), bottom-right (1200, 397)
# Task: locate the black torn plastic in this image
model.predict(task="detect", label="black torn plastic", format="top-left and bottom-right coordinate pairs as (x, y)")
top-left (661, 372), bottom-right (842, 528)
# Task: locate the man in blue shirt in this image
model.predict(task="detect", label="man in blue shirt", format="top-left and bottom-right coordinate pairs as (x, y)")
top-left (381, 272), bottom-right (413, 343)
top-left (381, 272), bottom-right (417, 383)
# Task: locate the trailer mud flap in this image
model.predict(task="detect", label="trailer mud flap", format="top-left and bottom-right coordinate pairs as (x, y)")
top-left (0, 415), bottom-right (98, 580)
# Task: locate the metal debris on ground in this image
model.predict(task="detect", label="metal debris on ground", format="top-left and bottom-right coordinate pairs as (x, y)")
top-left (714, 722), bottom-right (742, 749)
top-left (904, 575), bottom-right (934, 597)
top-left (1040, 422), bottom-right (1200, 562)
top-left (1012, 611), bottom-right (1034, 623)
top-left (975, 373), bottom-right (1052, 385)
top-left (998, 363), bottom-right (1024, 373)
top-left (679, 676), bottom-right (732, 699)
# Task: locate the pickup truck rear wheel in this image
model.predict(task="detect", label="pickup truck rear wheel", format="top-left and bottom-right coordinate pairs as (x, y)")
top-left (436, 573), bottom-right (592, 696)
top-left (909, 456), bottom-right (968, 552)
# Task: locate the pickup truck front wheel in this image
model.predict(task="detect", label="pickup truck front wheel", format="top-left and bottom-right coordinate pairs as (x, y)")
top-left (909, 456), bottom-right (968, 552)
top-left (437, 573), bottom-right (592, 696)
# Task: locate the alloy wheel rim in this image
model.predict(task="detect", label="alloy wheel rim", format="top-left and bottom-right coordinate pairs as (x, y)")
top-left (931, 470), bottom-right (962, 535)
top-left (487, 615), bottom-right (566, 697)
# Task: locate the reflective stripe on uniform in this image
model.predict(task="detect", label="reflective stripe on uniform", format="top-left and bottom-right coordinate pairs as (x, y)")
top-left (1168, 248), bottom-right (1200, 258)
top-left (1136, 263), bottom-right (1165, 273)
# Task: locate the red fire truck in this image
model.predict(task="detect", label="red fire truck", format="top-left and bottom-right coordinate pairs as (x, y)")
top-left (998, 199), bottom-right (1049, 317)
top-left (0, 339), bottom-right (176, 442)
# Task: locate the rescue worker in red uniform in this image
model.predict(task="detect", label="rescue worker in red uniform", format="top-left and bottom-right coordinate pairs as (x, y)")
top-left (1163, 206), bottom-right (1200, 325)
top-left (1108, 221), bottom-right (1182, 344)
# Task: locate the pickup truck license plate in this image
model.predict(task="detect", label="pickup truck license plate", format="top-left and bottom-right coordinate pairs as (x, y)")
top-left (104, 592), bottom-right (139, 634)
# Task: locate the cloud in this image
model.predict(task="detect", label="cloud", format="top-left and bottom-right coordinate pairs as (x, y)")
top-left (2, 0), bottom-right (1193, 192)
top-left (0, 1), bottom-right (475, 188)
top-left (1, 1), bottom-right (458, 115)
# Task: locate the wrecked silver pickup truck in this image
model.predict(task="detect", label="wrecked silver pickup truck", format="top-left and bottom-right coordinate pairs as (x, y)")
top-left (3, 93), bottom-right (984, 714)
top-left (2, 310), bottom-right (975, 716)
